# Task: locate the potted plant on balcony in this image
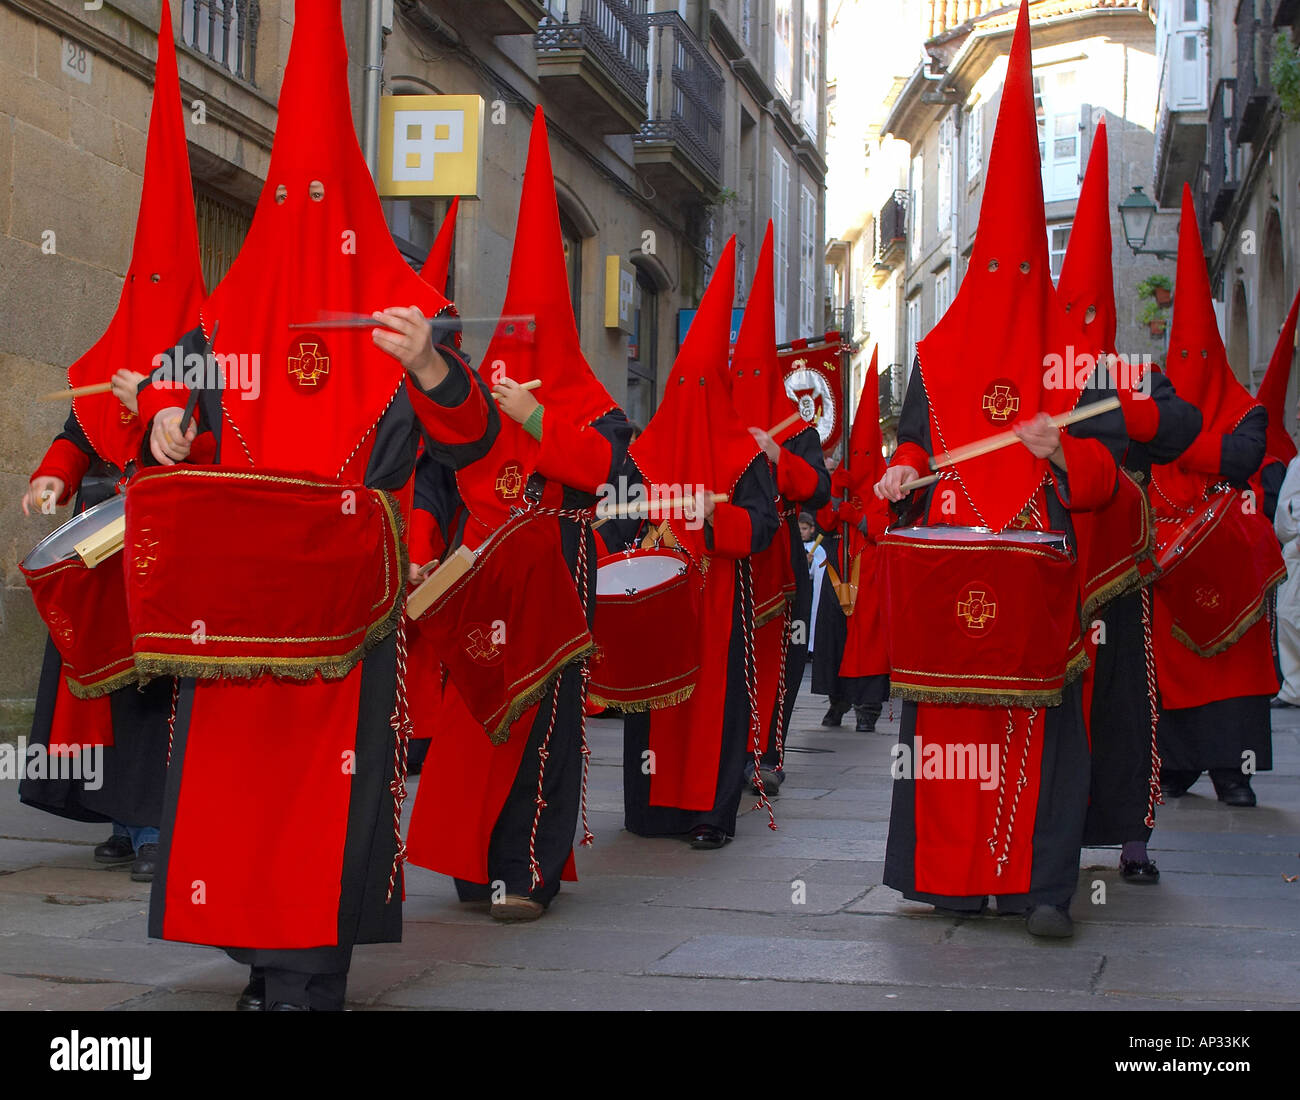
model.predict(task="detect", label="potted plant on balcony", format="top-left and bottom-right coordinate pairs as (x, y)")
top-left (1273, 34), bottom-right (1300, 121)
top-left (1137, 273), bottom-right (1173, 307)
top-left (1140, 299), bottom-right (1167, 338)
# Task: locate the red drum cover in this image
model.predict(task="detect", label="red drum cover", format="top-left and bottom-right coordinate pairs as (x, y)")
top-left (588, 548), bottom-right (700, 711)
top-left (20, 495), bottom-right (134, 699)
top-left (124, 466), bottom-right (405, 683)
top-left (415, 511), bottom-right (593, 744)
top-left (1154, 489), bottom-right (1286, 656)
top-left (1079, 469), bottom-right (1156, 619)
top-left (880, 525), bottom-right (1085, 707)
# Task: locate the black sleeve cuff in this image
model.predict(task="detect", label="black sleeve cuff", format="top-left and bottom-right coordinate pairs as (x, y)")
top-left (420, 343), bottom-right (472, 407)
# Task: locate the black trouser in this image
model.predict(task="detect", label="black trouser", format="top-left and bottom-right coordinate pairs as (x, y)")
top-left (247, 964), bottom-right (349, 1011)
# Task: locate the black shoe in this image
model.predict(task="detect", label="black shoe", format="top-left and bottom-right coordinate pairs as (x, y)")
top-left (1212, 775), bottom-right (1257, 807)
top-left (1026, 904), bottom-right (1074, 938)
top-left (129, 842), bottom-right (159, 882)
top-left (1269, 697), bottom-right (1296, 709)
top-left (932, 898), bottom-right (988, 918)
top-left (688, 824), bottom-right (729, 850)
top-left (821, 703), bottom-right (849, 727)
top-left (93, 835), bottom-right (135, 866)
top-left (853, 705), bottom-right (877, 733)
top-left (268, 1002), bottom-right (311, 1011)
top-left (1159, 774), bottom-right (1197, 798)
top-left (748, 767), bottom-right (782, 795)
top-left (236, 972), bottom-right (265, 1012)
top-left (1119, 858), bottom-right (1160, 884)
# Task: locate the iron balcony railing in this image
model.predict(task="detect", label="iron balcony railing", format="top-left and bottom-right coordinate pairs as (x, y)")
top-left (537, 1), bottom-right (650, 111)
top-left (875, 190), bottom-right (908, 263)
top-left (181, 0), bottom-right (260, 85)
top-left (634, 11), bottom-right (724, 185)
top-left (1207, 77), bottom-right (1238, 228)
top-left (1234, 0), bottom-right (1275, 145)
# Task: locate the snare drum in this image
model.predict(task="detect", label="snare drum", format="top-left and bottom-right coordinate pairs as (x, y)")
top-left (20, 494), bottom-right (135, 698)
top-left (879, 525), bottom-right (1084, 707)
top-left (1153, 489), bottom-right (1286, 656)
top-left (588, 548), bottom-right (700, 711)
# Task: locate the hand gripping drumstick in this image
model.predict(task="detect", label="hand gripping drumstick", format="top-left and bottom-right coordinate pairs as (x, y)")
top-left (37, 382), bottom-right (114, 402)
top-left (490, 378), bottom-right (541, 402)
top-left (594, 491), bottom-right (728, 522)
top-left (896, 396), bottom-right (1122, 494)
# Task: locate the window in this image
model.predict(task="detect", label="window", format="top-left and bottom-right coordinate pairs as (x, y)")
top-left (937, 113), bottom-right (954, 233)
top-left (966, 101), bottom-right (983, 181)
top-left (909, 152), bottom-right (924, 260)
top-left (773, 149), bottom-right (790, 343)
top-left (182, 0), bottom-right (258, 84)
top-left (737, 238), bottom-right (748, 302)
top-left (934, 267), bottom-right (951, 322)
top-left (1034, 68), bottom-right (1081, 202)
top-left (195, 187), bottom-right (253, 290)
top-left (775, 0), bottom-right (795, 102)
top-left (627, 268), bottom-right (659, 430)
top-left (800, 185), bottom-right (817, 337)
top-left (560, 209), bottom-right (583, 327)
top-left (801, 0), bottom-right (821, 139)
top-left (906, 294), bottom-right (922, 379)
top-left (742, 0), bottom-right (752, 47)
top-left (1049, 222), bottom-right (1072, 282)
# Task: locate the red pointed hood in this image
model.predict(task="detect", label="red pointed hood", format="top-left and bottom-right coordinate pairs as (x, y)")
top-left (1057, 117), bottom-right (1117, 355)
top-left (1152, 185), bottom-right (1260, 508)
top-left (914, 0), bottom-right (1080, 532)
top-left (68, 0), bottom-right (205, 470)
top-left (631, 238), bottom-right (761, 566)
top-left (455, 107), bottom-right (616, 538)
top-left (730, 222), bottom-right (804, 444)
top-left (200, 0), bottom-right (452, 478)
top-left (419, 196), bottom-right (459, 296)
top-left (845, 346), bottom-right (885, 494)
top-left (1256, 286), bottom-right (1300, 468)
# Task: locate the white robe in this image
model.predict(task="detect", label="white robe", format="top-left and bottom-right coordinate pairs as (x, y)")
top-left (805, 539), bottom-right (826, 654)
top-left (1273, 457), bottom-right (1300, 703)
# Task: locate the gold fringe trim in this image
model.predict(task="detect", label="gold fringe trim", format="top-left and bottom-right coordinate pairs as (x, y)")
top-left (586, 683), bottom-right (697, 713)
top-left (1170, 597), bottom-right (1271, 658)
top-left (1081, 554), bottom-right (1155, 621)
top-left (755, 594), bottom-right (791, 627)
top-left (484, 639), bottom-right (596, 746)
top-left (64, 664), bottom-right (140, 700)
top-left (889, 645), bottom-right (1090, 710)
top-left (131, 491), bottom-right (408, 688)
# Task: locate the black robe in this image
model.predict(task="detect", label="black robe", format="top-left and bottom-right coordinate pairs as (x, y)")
top-left (1082, 372), bottom-right (1201, 845)
top-left (622, 456), bottom-right (781, 837)
top-left (145, 326), bottom-right (498, 978)
top-left (19, 412), bottom-right (171, 831)
top-left (883, 369), bottom-right (1126, 910)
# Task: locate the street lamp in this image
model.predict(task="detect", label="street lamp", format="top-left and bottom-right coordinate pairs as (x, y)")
top-left (1118, 186), bottom-right (1177, 260)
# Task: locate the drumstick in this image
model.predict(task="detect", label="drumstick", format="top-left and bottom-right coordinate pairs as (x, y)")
top-left (288, 313), bottom-right (534, 330)
top-left (37, 383), bottom-right (113, 402)
top-left (596, 492), bottom-right (728, 521)
top-left (767, 410), bottom-right (807, 438)
top-left (490, 379), bottom-right (542, 401)
top-left (928, 396), bottom-right (1121, 472)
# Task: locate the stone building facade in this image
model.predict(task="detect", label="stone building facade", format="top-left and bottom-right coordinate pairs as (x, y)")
top-left (0, 0), bottom-right (829, 713)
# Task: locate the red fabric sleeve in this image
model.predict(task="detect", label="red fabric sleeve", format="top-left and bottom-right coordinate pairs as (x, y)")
top-left (1119, 388), bottom-right (1160, 443)
top-left (188, 433), bottom-right (217, 465)
top-left (1052, 434), bottom-right (1118, 511)
top-left (891, 442), bottom-right (930, 477)
top-left (815, 502), bottom-right (838, 530)
top-left (31, 438), bottom-right (91, 503)
top-left (137, 380), bottom-right (188, 427)
top-left (534, 414), bottom-right (614, 494)
top-left (406, 508), bottom-right (445, 567)
top-left (406, 361), bottom-right (490, 447)
top-left (1179, 432), bottom-right (1224, 476)
top-left (776, 450), bottom-right (820, 501)
top-left (707, 501), bottom-right (753, 559)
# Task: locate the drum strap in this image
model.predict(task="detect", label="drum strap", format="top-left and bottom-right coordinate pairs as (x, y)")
top-left (739, 558), bottom-right (777, 832)
top-left (1141, 586), bottom-right (1164, 829)
top-left (386, 613), bottom-right (414, 903)
top-left (825, 554), bottom-right (862, 615)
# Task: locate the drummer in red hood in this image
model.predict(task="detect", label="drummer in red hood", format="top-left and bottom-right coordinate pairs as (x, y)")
top-left (873, 2), bottom-right (1125, 938)
top-left (1149, 186), bottom-right (1278, 809)
top-left (134, 3), bottom-right (497, 1012)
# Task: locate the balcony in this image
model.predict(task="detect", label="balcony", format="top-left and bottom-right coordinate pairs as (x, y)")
top-left (874, 190), bottom-right (908, 274)
top-left (1207, 78), bottom-right (1239, 231)
top-left (1234, 0), bottom-right (1276, 146)
top-left (1151, 7), bottom-right (1209, 207)
top-left (536, 1), bottom-right (649, 136)
top-left (632, 13), bottom-right (723, 201)
top-left (440, 0), bottom-right (550, 35)
top-left (181, 0), bottom-right (260, 85)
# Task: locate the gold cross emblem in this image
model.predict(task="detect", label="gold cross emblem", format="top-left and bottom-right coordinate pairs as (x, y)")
top-left (288, 340), bottom-right (330, 387)
top-left (132, 531), bottom-right (160, 580)
top-left (494, 461), bottom-right (524, 501)
top-left (957, 589), bottom-right (997, 630)
top-left (982, 384), bottom-right (1020, 422)
top-left (465, 626), bottom-right (501, 664)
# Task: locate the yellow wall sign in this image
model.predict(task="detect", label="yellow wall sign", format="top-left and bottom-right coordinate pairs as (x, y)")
top-left (379, 94), bottom-right (484, 197)
top-left (605, 255), bottom-right (636, 334)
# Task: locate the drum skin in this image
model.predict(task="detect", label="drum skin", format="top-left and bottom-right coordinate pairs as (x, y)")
top-left (20, 495), bottom-right (135, 699)
top-left (588, 549), bottom-right (700, 711)
top-left (1154, 489), bottom-right (1287, 656)
top-left (880, 525), bottom-right (1084, 707)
